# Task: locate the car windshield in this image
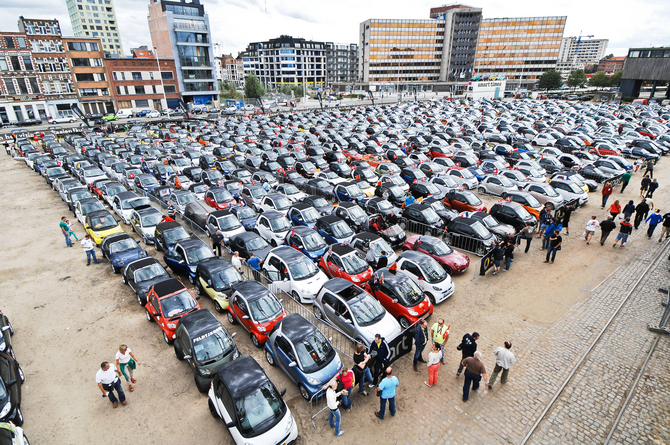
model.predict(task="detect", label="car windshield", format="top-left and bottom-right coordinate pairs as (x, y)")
top-left (345, 185), bottom-right (364, 197)
top-left (269, 216), bottom-right (290, 232)
top-left (323, 172), bottom-right (338, 180)
top-left (483, 215), bottom-right (500, 227)
top-left (420, 258), bottom-right (448, 283)
top-left (429, 239), bottom-right (453, 256)
top-left (350, 295), bottom-right (385, 327)
top-left (471, 221), bottom-right (491, 238)
top-left (389, 176), bottom-right (405, 186)
top-left (81, 201), bottom-right (105, 215)
top-left (250, 188), bottom-right (267, 198)
top-left (273, 196), bottom-right (291, 210)
top-left (524, 194), bottom-right (541, 207)
top-left (515, 206), bottom-right (532, 219)
top-left (90, 214), bottom-right (117, 230)
top-left (155, 188), bottom-right (171, 197)
top-left (177, 194), bottom-right (197, 205)
top-left (219, 161), bottom-right (235, 170)
top-left (567, 182), bottom-right (584, 194)
top-left (421, 208), bottom-right (441, 225)
top-left (289, 258), bottom-right (318, 280)
top-left (160, 290), bottom-right (197, 319)
top-left (225, 182), bottom-right (242, 191)
top-left (303, 232), bottom-right (327, 251)
top-left (282, 185), bottom-right (300, 195)
top-left (424, 183), bottom-right (441, 194)
top-left (377, 200), bottom-right (393, 210)
top-left (141, 212), bottom-right (163, 227)
top-left (109, 238), bottom-right (138, 253)
top-left (48, 167), bottom-right (66, 176)
top-left (141, 177), bottom-right (158, 186)
top-left (348, 206), bottom-right (366, 220)
top-left (193, 326), bottom-right (234, 363)
top-left (341, 252), bottom-right (369, 274)
top-left (164, 227), bottom-right (190, 244)
top-left (72, 191), bottom-right (93, 202)
top-left (499, 176), bottom-right (514, 187)
top-left (331, 220), bottom-right (353, 238)
top-left (85, 168), bottom-right (105, 177)
top-left (313, 180), bottom-right (330, 188)
top-left (212, 190), bottom-right (233, 202)
top-left (192, 185), bottom-right (208, 194)
top-left (218, 215), bottom-right (242, 231)
top-left (464, 193), bottom-right (483, 206)
top-left (236, 208), bottom-right (256, 219)
top-left (248, 293), bottom-right (283, 322)
top-left (367, 238), bottom-right (392, 258)
top-left (460, 169), bottom-right (475, 179)
top-left (301, 162), bottom-right (316, 170)
top-left (211, 267), bottom-right (243, 291)
top-left (135, 263), bottom-right (167, 282)
top-left (186, 245), bottom-right (215, 263)
top-left (208, 171), bottom-right (224, 180)
top-left (395, 278), bottom-right (425, 306)
top-left (129, 198), bottom-right (151, 209)
top-left (296, 330), bottom-right (335, 372)
top-left (244, 236), bottom-right (268, 251)
top-left (301, 207), bottom-right (320, 223)
top-left (310, 198), bottom-right (328, 208)
top-left (234, 382), bottom-right (285, 437)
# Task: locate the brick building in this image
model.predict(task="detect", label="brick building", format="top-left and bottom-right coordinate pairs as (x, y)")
top-left (598, 56), bottom-right (625, 74)
top-left (105, 48), bottom-right (180, 112)
top-left (63, 36), bottom-right (114, 115)
top-left (221, 54), bottom-right (244, 87)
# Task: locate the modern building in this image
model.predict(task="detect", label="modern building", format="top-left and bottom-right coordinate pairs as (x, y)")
top-left (212, 41), bottom-right (224, 81)
top-left (240, 35), bottom-right (327, 90)
top-left (147, 0), bottom-right (219, 107)
top-left (620, 47), bottom-right (670, 99)
top-left (325, 43), bottom-right (358, 85)
top-left (556, 37), bottom-right (608, 74)
top-left (221, 54), bottom-right (244, 87)
top-left (65, 0), bottom-right (124, 56)
top-left (597, 56), bottom-right (625, 74)
top-left (63, 36), bottom-right (114, 115)
top-left (104, 47), bottom-right (180, 111)
top-left (474, 16), bottom-right (567, 90)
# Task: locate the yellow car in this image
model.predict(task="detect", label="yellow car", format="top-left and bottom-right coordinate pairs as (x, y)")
top-left (351, 179), bottom-right (376, 197)
top-left (195, 257), bottom-right (244, 313)
top-left (85, 210), bottom-right (123, 245)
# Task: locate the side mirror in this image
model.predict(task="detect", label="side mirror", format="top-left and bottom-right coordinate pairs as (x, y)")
top-left (231, 332), bottom-right (236, 338)
top-left (225, 421), bottom-right (235, 429)
top-left (0, 326), bottom-right (9, 332)
top-left (288, 361), bottom-right (297, 368)
top-left (183, 355), bottom-right (192, 360)
top-left (282, 278), bottom-right (288, 282)
top-left (242, 315), bottom-right (249, 319)
top-left (280, 388), bottom-right (287, 397)
top-left (6, 379), bottom-right (17, 387)
top-left (392, 299), bottom-right (398, 304)
top-left (344, 319), bottom-right (352, 324)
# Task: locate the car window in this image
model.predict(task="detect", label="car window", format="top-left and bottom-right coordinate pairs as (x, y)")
top-left (275, 336), bottom-right (296, 362)
top-left (400, 260), bottom-right (422, 278)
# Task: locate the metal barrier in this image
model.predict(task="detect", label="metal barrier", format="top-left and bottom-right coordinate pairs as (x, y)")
top-left (578, 171), bottom-right (623, 186)
top-left (398, 217), bottom-right (493, 256)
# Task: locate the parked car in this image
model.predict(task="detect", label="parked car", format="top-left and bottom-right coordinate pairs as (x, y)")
top-left (164, 238), bottom-right (216, 283)
top-left (315, 215), bottom-right (355, 245)
top-left (489, 201), bottom-right (537, 231)
top-left (226, 280), bottom-right (287, 347)
top-left (401, 235), bottom-right (469, 276)
top-left (0, 351), bottom-right (24, 426)
top-left (144, 278), bottom-right (200, 344)
top-left (194, 257), bottom-right (244, 312)
top-left (396, 250), bottom-right (454, 305)
top-left (121, 257), bottom-right (171, 305)
top-left (284, 225), bottom-right (328, 262)
top-left (318, 243), bottom-right (373, 285)
top-left (261, 246), bottom-right (329, 303)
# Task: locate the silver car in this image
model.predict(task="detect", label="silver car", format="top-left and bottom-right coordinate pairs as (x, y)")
top-left (478, 175), bottom-right (519, 196)
top-left (548, 179), bottom-right (589, 206)
top-left (522, 182), bottom-right (565, 209)
top-left (168, 190), bottom-right (198, 216)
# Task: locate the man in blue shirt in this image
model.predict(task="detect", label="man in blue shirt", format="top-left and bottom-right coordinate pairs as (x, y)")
top-left (247, 252), bottom-right (263, 281)
top-left (375, 367), bottom-right (399, 420)
top-left (645, 209), bottom-right (663, 239)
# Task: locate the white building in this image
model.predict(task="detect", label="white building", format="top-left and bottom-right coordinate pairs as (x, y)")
top-left (65, 0), bottom-right (124, 56)
top-left (556, 37), bottom-right (608, 74)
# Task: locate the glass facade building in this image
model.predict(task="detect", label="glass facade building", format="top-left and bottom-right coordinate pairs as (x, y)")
top-left (65, 0), bottom-right (124, 56)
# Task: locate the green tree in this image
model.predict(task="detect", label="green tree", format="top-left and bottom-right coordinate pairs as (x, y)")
top-left (566, 69), bottom-right (587, 90)
top-left (244, 74), bottom-right (265, 99)
top-left (589, 71), bottom-right (612, 88)
top-left (537, 69), bottom-right (563, 91)
top-left (610, 70), bottom-right (623, 88)
top-left (604, 54), bottom-right (614, 59)
top-left (219, 82), bottom-right (242, 100)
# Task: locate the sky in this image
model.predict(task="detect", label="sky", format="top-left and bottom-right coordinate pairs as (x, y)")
top-left (1, 0), bottom-right (669, 58)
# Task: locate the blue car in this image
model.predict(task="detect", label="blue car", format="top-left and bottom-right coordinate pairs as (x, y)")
top-left (466, 167), bottom-right (486, 182)
top-left (288, 203), bottom-right (320, 229)
top-left (315, 215), bottom-right (355, 245)
top-left (332, 183), bottom-right (367, 204)
top-left (164, 238), bottom-right (215, 283)
top-left (226, 205), bottom-right (258, 231)
top-left (100, 233), bottom-right (148, 273)
top-left (264, 313), bottom-right (342, 400)
top-left (284, 226), bottom-right (327, 261)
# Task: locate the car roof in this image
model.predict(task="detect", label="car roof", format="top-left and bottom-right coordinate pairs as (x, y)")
top-left (270, 245), bottom-right (307, 261)
top-left (352, 232), bottom-right (380, 242)
top-left (277, 313), bottom-right (316, 343)
top-left (101, 232), bottom-right (131, 247)
top-left (289, 202), bottom-right (312, 211)
top-left (217, 355), bottom-right (270, 399)
top-left (116, 191), bottom-right (138, 200)
top-left (317, 214), bottom-right (342, 225)
top-left (495, 201), bottom-right (524, 210)
top-left (262, 210), bottom-right (285, 220)
top-left (178, 238), bottom-right (208, 250)
top-left (230, 232), bottom-right (260, 242)
top-left (233, 280), bottom-right (271, 301)
top-left (178, 309), bottom-right (221, 338)
top-left (156, 220), bottom-right (182, 231)
top-left (291, 226), bottom-right (316, 236)
top-left (151, 278), bottom-right (186, 298)
top-left (330, 243), bottom-right (355, 256)
top-left (87, 209), bottom-right (114, 219)
top-left (321, 278), bottom-right (365, 301)
top-left (398, 250), bottom-right (433, 264)
top-left (338, 201), bottom-right (357, 209)
top-left (405, 203), bottom-right (431, 212)
top-left (125, 257), bottom-right (158, 270)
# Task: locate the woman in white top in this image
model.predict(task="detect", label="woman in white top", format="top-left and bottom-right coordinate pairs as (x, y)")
top-left (115, 344), bottom-right (140, 392)
top-left (425, 342), bottom-right (442, 388)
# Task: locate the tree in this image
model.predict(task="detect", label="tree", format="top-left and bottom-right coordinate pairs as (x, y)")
top-left (566, 69), bottom-right (587, 90)
top-left (604, 54), bottom-right (614, 59)
top-left (219, 82), bottom-right (242, 100)
top-left (244, 74), bottom-right (265, 99)
top-left (610, 70), bottom-right (623, 88)
top-left (589, 71), bottom-right (612, 89)
top-left (537, 69), bottom-right (563, 91)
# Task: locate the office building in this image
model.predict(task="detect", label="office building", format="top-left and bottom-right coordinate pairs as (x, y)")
top-left (556, 37), bottom-right (608, 74)
top-left (105, 47), bottom-right (180, 111)
top-left (620, 47), bottom-right (670, 99)
top-left (221, 54), bottom-right (244, 87)
top-left (65, 0), bottom-right (124, 56)
top-left (63, 36), bottom-right (114, 114)
top-left (598, 56), bottom-right (625, 74)
top-left (326, 43), bottom-right (358, 85)
top-left (474, 16), bottom-right (567, 90)
top-left (147, 0), bottom-right (219, 106)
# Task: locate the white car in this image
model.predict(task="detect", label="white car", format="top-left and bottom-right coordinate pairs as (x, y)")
top-left (445, 168), bottom-right (478, 190)
top-left (243, 104), bottom-right (255, 111)
top-left (50, 115), bottom-right (77, 124)
top-left (500, 169), bottom-right (531, 188)
top-left (110, 192), bottom-right (143, 224)
top-left (396, 251), bottom-right (454, 304)
top-left (314, 171), bottom-right (347, 185)
top-left (275, 184), bottom-right (307, 203)
top-left (146, 110), bottom-right (160, 118)
top-left (549, 179), bottom-right (589, 206)
top-left (74, 198), bottom-right (105, 226)
top-left (205, 211), bottom-right (246, 242)
top-left (533, 133), bottom-right (557, 147)
top-left (515, 165), bottom-right (546, 183)
top-left (256, 211), bottom-right (291, 247)
top-left (129, 206), bottom-right (163, 244)
top-left (258, 194), bottom-right (292, 216)
top-left (378, 174), bottom-right (410, 193)
top-left (478, 175), bottom-right (518, 196)
top-left (515, 160), bottom-right (546, 176)
top-left (262, 246), bottom-right (329, 304)
top-left (81, 167), bottom-right (108, 185)
top-left (168, 190), bottom-right (198, 216)
top-left (539, 147), bottom-right (563, 158)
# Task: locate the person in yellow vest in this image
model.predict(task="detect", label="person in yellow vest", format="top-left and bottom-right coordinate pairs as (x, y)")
top-left (430, 319), bottom-right (449, 364)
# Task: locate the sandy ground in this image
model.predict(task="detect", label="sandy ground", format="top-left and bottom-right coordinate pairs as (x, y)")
top-left (0, 146), bottom-right (666, 444)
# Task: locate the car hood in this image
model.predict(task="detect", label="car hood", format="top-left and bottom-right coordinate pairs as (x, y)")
top-left (240, 216), bottom-right (258, 230)
top-left (251, 245), bottom-right (273, 261)
top-left (358, 312), bottom-right (402, 345)
top-left (136, 275), bottom-right (171, 294)
top-left (110, 249), bottom-right (145, 265)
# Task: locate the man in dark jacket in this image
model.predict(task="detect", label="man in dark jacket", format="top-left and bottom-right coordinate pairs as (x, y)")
top-left (413, 320), bottom-right (429, 372)
top-left (503, 240), bottom-right (515, 271)
top-left (599, 216), bottom-right (617, 246)
top-left (634, 199), bottom-right (650, 229)
top-left (377, 251), bottom-right (388, 269)
top-left (491, 241), bottom-right (504, 275)
top-left (369, 334), bottom-right (391, 385)
top-left (456, 332), bottom-right (479, 376)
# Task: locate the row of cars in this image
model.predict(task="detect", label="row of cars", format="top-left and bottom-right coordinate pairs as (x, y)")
top-left (0, 310), bottom-right (28, 444)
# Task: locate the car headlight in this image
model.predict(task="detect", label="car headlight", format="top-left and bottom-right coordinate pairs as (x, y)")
top-left (199, 367), bottom-right (212, 376)
top-left (285, 414), bottom-right (294, 433)
top-left (189, 265), bottom-right (196, 273)
top-left (117, 259), bottom-right (124, 266)
top-left (0, 402), bottom-right (10, 419)
top-left (433, 285), bottom-right (442, 291)
top-left (233, 351), bottom-right (240, 360)
top-left (0, 340), bottom-right (5, 351)
top-left (306, 376), bottom-right (320, 385)
top-left (408, 310), bottom-right (419, 316)
top-left (167, 323), bottom-right (177, 329)
top-left (94, 232), bottom-right (101, 237)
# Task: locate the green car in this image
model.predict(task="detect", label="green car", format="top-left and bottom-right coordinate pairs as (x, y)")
top-left (102, 113), bottom-right (117, 121)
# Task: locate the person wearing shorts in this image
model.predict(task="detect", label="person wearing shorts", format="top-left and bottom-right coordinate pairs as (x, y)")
top-left (660, 212), bottom-right (670, 242)
top-left (613, 218), bottom-right (633, 247)
top-left (584, 216), bottom-right (599, 245)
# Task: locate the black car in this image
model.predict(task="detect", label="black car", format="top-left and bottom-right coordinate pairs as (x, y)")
top-left (154, 220), bottom-right (196, 252)
top-left (375, 184), bottom-right (407, 207)
top-left (400, 203), bottom-right (445, 235)
top-left (174, 309), bottom-right (239, 393)
top-left (364, 196), bottom-right (401, 217)
top-left (229, 232), bottom-right (272, 260)
top-left (538, 156), bottom-right (563, 173)
top-left (445, 217), bottom-right (496, 256)
top-left (0, 351), bottom-right (24, 425)
top-left (299, 195), bottom-right (333, 216)
top-left (576, 165), bottom-right (619, 184)
top-left (198, 154), bottom-right (217, 171)
top-left (183, 200), bottom-right (211, 229)
top-left (464, 211), bottom-right (515, 240)
top-left (306, 178), bottom-right (334, 195)
top-left (183, 166), bottom-right (203, 183)
top-left (329, 162), bottom-right (352, 178)
top-left (0, 311), bottom-right (14, 359)
top-left (410, 181), bottom-right (446, 201)
top-left (489, 202), bottom-right (536, 231)
top-left (284, 171), bottom-right (309, 187)
top-left (121, 257), bottom-right (172, 305)
top-left (423, 198), bottom-right (458, 224)
top-left (332, 201), bottom-right (368, 232)
top-left (150, 185), bottom-right (173, 204)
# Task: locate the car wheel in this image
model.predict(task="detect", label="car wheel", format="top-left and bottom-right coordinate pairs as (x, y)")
top-left (299, 384), bottom-right (311, 401)
top-left (18, 366), bottom-right (25, 383)
top-left (146, 309), bottom-right (154, 322)
top-left (214, 301), bottom-right (224, 313)
top-left (425, 292), bottom-right (436, 305)
top-left (163, 331), bottom-right (173, 344)
top-left (227, 311), bottom-right (236, 325)
top-left (399, 220), bottom-right (406, 230)
top-left (155, 243), bottom-right (162, 252)
top-left (208, 399), bottom-right (219, 419)
top-left (476, 245), bottom-right (486, 256)
top-left (137, 293), bottom-right (146, 306)
top-left (195, 374), bottom-right (209, 394)
top-left (444, 266), bottom-right (453, 276)
top-left (398, 317), bottom-right (411, 330)
top-left (188, 274), bottom-right (194, 284)
top-left (174, 344), bottom-right (184, 360)
top-left (478, 187), bottom-right (486, 194)
top-left (14, 407), bottom-right (23, 426)
top-left (313, 306), bottom-right (324, 320)
top-left (265, 350), bottom-right (275, 366)
top-left (251, 333), bottom-right (261, 348)
top-left (271, 239), bottom-right (277, 247)
top-left (195, 281), bottom-right (202, 296)
top-left (112, 263), bottom-right (120, 274)
top-left (291, 291), bottom-right (300, 302)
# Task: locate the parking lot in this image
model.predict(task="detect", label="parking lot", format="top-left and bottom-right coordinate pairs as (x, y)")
top-left (1, 101), bottom-right (669, 444)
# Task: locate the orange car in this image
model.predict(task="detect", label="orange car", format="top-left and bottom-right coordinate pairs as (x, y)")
top-left (362, 154), bottom-right (387, 168)
top-left (501, 191), bottom-right (542, 221)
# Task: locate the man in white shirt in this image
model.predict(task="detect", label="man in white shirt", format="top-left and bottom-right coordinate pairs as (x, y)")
top-left (324, 380), bottom-right (346, 437)
top-left (95, 361), bottom-right (127, 408)
top-left (231, 251), bottom-right (243, 274)
top-left (584, 216), bottom-right (599, 245)
top-left (488, 341), bottom-right (516, 389)
top-left (80, 234), bottom-right (99, 266)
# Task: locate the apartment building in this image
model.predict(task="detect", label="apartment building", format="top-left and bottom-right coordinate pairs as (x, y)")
top-left (63, 36), bottom-right (114, 114)
top-left (65, 0), bottom-right (125, 56)
top-left (221, 54), bottom-right (244, 87)
top-left (326, 43), bottom-right (358, 85)
top-left (597, 56), bottom-right (625, 74)
top-left (556, 37), bottom-right (608, 73)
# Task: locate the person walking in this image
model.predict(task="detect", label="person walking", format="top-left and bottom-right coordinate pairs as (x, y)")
top-left (231, 251), bottom-right (243, 274)
top-left (646, 179), bottom-right (659, 199)
top-left (537, 206), bottom-right (552, 237)
top-left (600, 216), bottom-right (617, 246)
top-left (608, 200), bottom-right (622, 220)
top-left (601, 182), bottom-right (613, 208)
top-left (247, 252), bottom-right (263, 280)
top-left (544, 230), bottom-right (562, 263)
top-left (369, 334), bottom-right (391, 385)
top-left (659, 211), bottom-right (670, 242)
top-left (645, 209), bottom-right (663, 239)
top-left (622, 200), bottom-right (635, 220)
top-left (81, 234), bottom-right (99, 266)
top-left (491, 241), bottom-right (504, 275)
top-left (620, 171), bottom-right (632, 193)
top-left (518, 222), bottom-right (534, 253)
top-left (488, 341), bottom-right (516, 389)
top-left (95, 361), bottom-right (127, 408)
top-left (352, 343), bottom-right (374, 395)
top-left (60, 216), bottom-right (72, 248)
top-left (541, 218), bottom-right (558, 250)
top-left (461, 351), bottom-right (488, 402)
top-left (643, 160), bottom-right (654, 178)
top-left (424, 342), bottom-right (442, 388)
top-left (640, 175), bottom-right (651, 198)
top-left (584, 216), bottom-right (599, 245)
top-left (561, 205), bottom-right (573, 235)
top-left (115, 345), bottom-right (140, 392)
top-left (375, 367), bottom-right (399, 420)
top-left (456, 332), bottom-right (479, 376)
top-left (4, 141), bottom-right (10, 155)
top-left (325, 380), bottom-right (346, 437)
top-left (210, 229), bottom-right (224, 257)
top-left (634, 199), bottom-right (650, 230)
top-left (430, 319), bottom-right (450, 364)
top-left (413, 320), bottom-right (429, 372)
top-left (503, 239), bottom-right (514, 272)
top-left (613, 218), bottom-right (633, 247)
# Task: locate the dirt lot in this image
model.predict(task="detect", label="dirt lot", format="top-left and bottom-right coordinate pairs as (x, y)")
top-left (0, 147), bottom-right (666, 444)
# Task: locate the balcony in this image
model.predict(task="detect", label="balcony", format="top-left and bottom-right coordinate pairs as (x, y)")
top-left (179, 56), bottom-right (210, 68)
top-left (173, 21), bottom-right (207, 31)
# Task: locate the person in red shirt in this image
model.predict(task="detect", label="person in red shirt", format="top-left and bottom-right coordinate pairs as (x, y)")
top-left (608, 200), bottom-right (622, 220)
top-left (335, 368), bottom-right (355, 411)
top-left (602, 182), bottom-right (613, 208)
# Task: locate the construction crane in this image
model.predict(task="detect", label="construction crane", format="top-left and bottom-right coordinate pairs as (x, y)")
top-left (572, 31), bottom-right (594, 70)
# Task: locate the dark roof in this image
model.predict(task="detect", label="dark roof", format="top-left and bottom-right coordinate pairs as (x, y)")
top-left (233, 280), bottom-right (271, 301)
top-left (197, 256), bottom-right (232, 273)
top-left (151, 278), bottom-right (187, 298)
top-left (124, 257), bottom-right (159, 270)
top-left (100, 232), bottom-right (131, 248)
top-left (331, 244), bottom-right (355, 256)
top-left (450, 217), bottom-right (478, 225)
top-left (405, 203), bottom-right (431, 212)
top-left (210, 209), bottom-right (232, 218)
top-left (317, 214), bottom-right (342, 225)
top-left (263, 210), bottom-right (285, 220)
top-left (292, 226), bottom-right (317, 236)
top-left (398, 250), bottom-right (433, 264)
top-left (289, 202), bottom-right (312, 211)
top-left (178, 238), bottom-right (208, 250)
top-left (271, 245), bottom-right (307, 261)
top-left (377, 268), bottom-right (412, 284)
top-left (352, 232), bottom-right (380, 242)
top-left (338, 201), bottom-right (357, 209)
top-left (115, 192), bottom-right (138, 201)
top-left (472, 211), bottom-right (488, 219)
top-left (217, 355), bottom-right (270, 399)
top-left (413, 235), bottom-right (440, 245)
top-left (178, 309), bottom-right (222, 339)
top-left (156, 220), bottom-right (182, 231)
top-left (87, 209), bottom-right (114, 219)
top-left (185, 200), bottom-right (210, 214)
top-left (277, 313), bottom-right (316, 343)
top-left (322, 277), bottom-right (357, 295)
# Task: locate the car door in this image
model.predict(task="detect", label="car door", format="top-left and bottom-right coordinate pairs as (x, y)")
top-left (176, 329), bottom-right (196, 372)
top-left (148, 293), bottom-right (162, 325)
top-left (206, 215), bottom-right (218, 236)
top-left (273, 336), bottom-right (301, 383)
top-left (328, 253), bottom-right (344, 278)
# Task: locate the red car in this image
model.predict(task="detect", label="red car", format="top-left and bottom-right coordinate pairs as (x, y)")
top-left (319, 244), bottom-right (373, 286)
top-left (590, 144), bottom-right (621, 157)
top-left (341, 149), bottom-right (364, 162)
top-left (402, 235), bottom-right (470, 275)
top-left (428, 146), bottom-right (453, 159)
top-left (364, 268), bottom-right (433, 329)
top-left (204, 187), bottom-right (236, 210)
top-left (443, 190), bottom-right (486, 213)
top-left (145, 279), bottom-right (201, 344)
top-left (227, 281), bottom-right (287, 347)
top-left (88, 178), bottom-right (109, 199)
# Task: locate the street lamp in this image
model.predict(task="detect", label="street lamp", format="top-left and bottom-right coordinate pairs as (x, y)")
top-left (153, 47), bottom-right (170, 118)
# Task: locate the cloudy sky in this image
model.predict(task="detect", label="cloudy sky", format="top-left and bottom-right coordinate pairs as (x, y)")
top-left (2, 0), bottom-right (668, 57)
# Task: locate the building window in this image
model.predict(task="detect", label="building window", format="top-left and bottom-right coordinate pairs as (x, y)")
top-left (116, 85), bottom-right (122, 95)
top-left (164, 85), bottom-right (176, 93)
top-left (9, 56), bottom-right (21, 71)
top-left (89, 42), bottom-right (99, 51)
top-left (135, 99), bottom-right (149, 107)
top-left (4, 80), bottom-right (16, 95)
top-left (67, 41), bottom-right (87, 51)
top-left (161, 71), bottom-right (174, 80)
top-left (17, 37), bottom-right (26, 49)
top-left (76, 73), bottom-right (95, 81)
top-left (71, 58), bottom-right (91, 67)
top-left (4, 37), bottom-right (15, 49)
top-left (135, 85), bottom-right (145, 94)
top-left (22, 56), bottom-right (33, 71)
top-left (131, 72), bottom-right (141, 80)
top-left (0, 59), bottom-right (7, 71)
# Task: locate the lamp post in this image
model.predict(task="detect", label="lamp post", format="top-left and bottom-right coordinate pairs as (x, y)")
top-left (153, 47), bottom-right (170, 118)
